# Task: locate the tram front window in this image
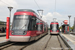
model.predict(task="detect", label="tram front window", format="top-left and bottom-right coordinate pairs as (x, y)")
top-left (52, 24), bottom-right (57, 31)
top-left (12, 15), bottom-right (29, 30)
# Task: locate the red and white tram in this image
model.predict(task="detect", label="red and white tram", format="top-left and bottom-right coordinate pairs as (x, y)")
top-left (9, 9), bottom-right (48, 42)
top-left (50, 22), bottom-right (59, 35)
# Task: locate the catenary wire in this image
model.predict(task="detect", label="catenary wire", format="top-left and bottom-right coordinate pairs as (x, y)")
top-left (34, 0), bottom-right (41, 9)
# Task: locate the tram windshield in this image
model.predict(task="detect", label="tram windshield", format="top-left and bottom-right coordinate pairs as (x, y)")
top-left (52, 24), bottom-right (57, 31)
top-left (12, 15), bottom-right (29, 30)
top-left (50, 23), bottom-right (59, 31)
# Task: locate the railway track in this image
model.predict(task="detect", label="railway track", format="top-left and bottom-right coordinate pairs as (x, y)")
top-left (0, 33), bottom-right (47, 50)
top-left (57, 35), bottom-right (64, 50)
top-left (0, 42), bottom-right (16, 50)
top-left (71, 33), bottom-right (75, 35)
top-left (0, 41), bottom-right (35, 50)
top-left (43, 35), bottom-right (70, 50)
top-left (0, 34), bottom-right (71, 50)
top-left (43, 35), bottom-right (52, 50)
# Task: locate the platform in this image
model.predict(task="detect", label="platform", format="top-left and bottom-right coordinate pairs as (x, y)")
top-left (0, 33), bottom-right (6, 42)
top-left (60, 33), bottom-right (75, 50)
top-left (0, 33), bottom-right (6, 36)
top-left (0, 37), bottom-right (6, 42)
top-left (61, 33), bottom-right (75, 44)
top-left (0, 33), bottom-right (9, 46)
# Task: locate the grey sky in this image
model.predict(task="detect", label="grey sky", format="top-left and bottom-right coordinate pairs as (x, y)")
top-left (0, 0), bottom-right (75, 27)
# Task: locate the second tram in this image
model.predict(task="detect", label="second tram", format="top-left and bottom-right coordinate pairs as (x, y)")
top-left (50, 22), bottom-right (59, 35)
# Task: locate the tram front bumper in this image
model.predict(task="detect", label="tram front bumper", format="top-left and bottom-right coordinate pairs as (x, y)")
top-left (9, 36), bottom-right (30, 42)
top-left (50, 32), bottom-right (59, 34)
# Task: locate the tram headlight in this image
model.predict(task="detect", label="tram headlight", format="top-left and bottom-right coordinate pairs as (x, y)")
top-left (12, 32), bottom-right (14, 34)
top-left (11, 31), bottom-right (14, 35)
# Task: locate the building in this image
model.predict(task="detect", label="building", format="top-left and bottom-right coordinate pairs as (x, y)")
top-left (0, 20), bottom-right (6, 28)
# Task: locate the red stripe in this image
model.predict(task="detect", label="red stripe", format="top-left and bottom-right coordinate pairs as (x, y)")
top-left (14, 11), bottom-right (36, 17)
top-left (51, 23), bottom-right (59, 24)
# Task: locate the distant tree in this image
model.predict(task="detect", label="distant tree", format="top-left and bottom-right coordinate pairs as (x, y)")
top-left (0, 21), bottom-right (6, 25)
top-left (59, 26), bottom-right (62, 29)
top-left (48, 28), bottom-right (50, 30)
top-left (70, 25), bottom-right (74, 30)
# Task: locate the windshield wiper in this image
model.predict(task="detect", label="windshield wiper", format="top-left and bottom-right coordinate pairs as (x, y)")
top-left (20, 24), bottom-right (27, 29)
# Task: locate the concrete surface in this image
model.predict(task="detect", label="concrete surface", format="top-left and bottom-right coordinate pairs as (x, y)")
top-left (0, 33), bottom-right (6, 36)
top-left (0, 33), bottom-right (9, 46)
top-left (60, 33), bottom-right (75, 50)
top-left (61, 33), bottom-right (75, 44)
top-left (0, 37), bottom-right (6, 42)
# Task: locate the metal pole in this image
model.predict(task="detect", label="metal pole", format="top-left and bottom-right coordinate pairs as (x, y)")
top-left (73, 17), bottom-right (75, 32)
top-left (8, 7), bottom-right (13, 34)
top-left (61, 23), bottom-right (62, 33)
top-left (69, 17), bottom-right (70, 30)
top-left (10, 10), bottom-right (11, 24)
top-left (37, 9), bottom-right (43, 18)
top-left (68, 15), bottom-right (71, 33)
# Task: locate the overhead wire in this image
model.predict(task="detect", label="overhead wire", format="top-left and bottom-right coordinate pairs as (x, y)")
top-left (0, 0), bottom-right (13, 7)
top-left (55, 0), bottom-right (56, 12)
top-left (34, 0), bottom-right (41, 9)
top-left (0, 0), bottom-right (17, 8)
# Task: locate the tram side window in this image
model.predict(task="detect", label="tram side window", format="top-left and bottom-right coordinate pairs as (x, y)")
top-left (36, 18), bottom-right (39, 30)
top-left (44, 24), bottom-right (46, 31)
top-left (36, 19), bottom-right (41, 31)
top-left (40, 22), bottom-right (43, 31)
top-left (57, 24), bottom-right (59, 30)
top-left (28, 16), bottom-right (36, 30)
top-left (47, 26), bottom-right (48, 31)
top-left (36, 19), bottom-right (43, 31)
top-left (50, 25), bottom-right (52, 30)
top-left (36, 18), bottom-right (40, 23)
top-left (37, 24), bottom-right (43, 31)
top-left (41, 24), bottom-right (43, 31)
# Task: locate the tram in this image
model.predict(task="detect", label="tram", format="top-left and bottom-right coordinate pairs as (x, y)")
top-left (50, 22), bottom-right (59, 35)
top-left (9, 9), bottom-right (48, 42)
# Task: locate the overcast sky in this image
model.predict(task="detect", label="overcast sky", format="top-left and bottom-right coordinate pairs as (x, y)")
top-left (0, 0), bottom-right (75, 27)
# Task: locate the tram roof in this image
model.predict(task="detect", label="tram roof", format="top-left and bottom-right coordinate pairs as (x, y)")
top-left (16, 9), bottom-right (35, 13)
top-left (16, 9), bottom-right (48, 25)
top-left (51, 22), bottom-right (58, 23)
